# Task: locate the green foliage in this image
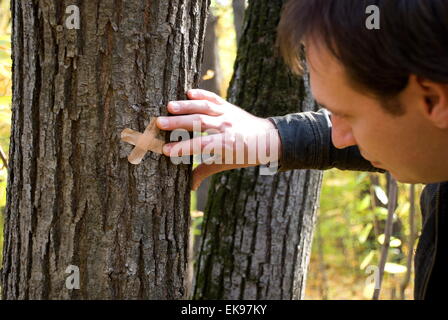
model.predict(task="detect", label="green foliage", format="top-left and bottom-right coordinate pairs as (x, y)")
top-left (307, 169), bottom-right (423, 299)
top-left (191, 215), bottom-right (203, 237)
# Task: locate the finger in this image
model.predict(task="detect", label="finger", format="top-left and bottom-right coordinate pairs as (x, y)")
top-left (156, 114), bottom-right (223, 132)
top-left (162, 133), bottom-right (224, 157)
top-left (191, 162), bottom-right (254, 191)
top-left (187, 89), bottom-right (227, 105)
top-left (167, 100), bottom-right (224, 116)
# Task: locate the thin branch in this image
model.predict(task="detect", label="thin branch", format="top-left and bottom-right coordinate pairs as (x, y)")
top-left (316, 211), bottom-right (329, 299)
top-left (400, 184), bottom-right (416, 299)
top-left (0, 145), bottom-right (8, 169)
top-left (373, 174), bottom-right (398, 300)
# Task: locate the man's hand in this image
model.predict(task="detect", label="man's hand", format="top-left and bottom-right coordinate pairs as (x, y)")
top-left (156, 89), bottom-right (282, 191)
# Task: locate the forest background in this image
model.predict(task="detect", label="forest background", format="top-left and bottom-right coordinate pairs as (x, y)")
top-left (0, 0), bottom-right (423, 300)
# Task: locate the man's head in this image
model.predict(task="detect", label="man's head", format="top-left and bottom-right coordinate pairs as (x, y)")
top-left (278, 0), bottom-right (448, 184)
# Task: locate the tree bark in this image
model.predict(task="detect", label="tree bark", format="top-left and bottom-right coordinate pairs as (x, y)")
top-left (193, 0), bottom-right (322, 300)
top-left (232, 0), bottom-right (245, 44)
top-left (2, 0), bottom-right (209, 299)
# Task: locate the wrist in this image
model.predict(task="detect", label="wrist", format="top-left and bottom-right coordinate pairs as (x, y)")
top-left (260, 118), bottom-right (282, 165)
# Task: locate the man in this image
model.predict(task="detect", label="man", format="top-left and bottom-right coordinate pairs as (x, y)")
top-left (155, 0), bottom-right (448, 299)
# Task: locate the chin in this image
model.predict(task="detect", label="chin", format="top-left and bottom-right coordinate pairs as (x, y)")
top-left (382, 167), bottom-right (444, 184)
top-left (388, 171), bottom-right (415, 184)
top-left (393, 176), bottom-right (417, 184)
top-left (390, 172), bottom-right (431, 185)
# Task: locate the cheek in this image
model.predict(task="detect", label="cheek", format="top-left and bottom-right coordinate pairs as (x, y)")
top-left (351, 121), bottom-right (381, 152)
top-left (353, 119), bottom-right (399, 160)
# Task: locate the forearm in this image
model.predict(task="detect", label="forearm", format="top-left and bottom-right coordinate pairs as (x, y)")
top-left (268, 109), bottom-right (385, 173)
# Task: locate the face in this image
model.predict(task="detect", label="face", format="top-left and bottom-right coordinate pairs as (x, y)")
top-left (306, 41), bottom-right (448, 184)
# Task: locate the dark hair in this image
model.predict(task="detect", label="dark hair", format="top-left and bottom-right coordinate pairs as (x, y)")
top-left (277, 0), bottom-right (448, 115)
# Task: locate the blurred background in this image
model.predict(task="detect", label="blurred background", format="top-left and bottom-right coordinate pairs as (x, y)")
top-left (0, 0), bottom-right (422, 299)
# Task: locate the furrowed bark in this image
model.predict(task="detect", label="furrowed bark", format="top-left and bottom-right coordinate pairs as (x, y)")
top-left (2, 0), bottom-right (209, 299)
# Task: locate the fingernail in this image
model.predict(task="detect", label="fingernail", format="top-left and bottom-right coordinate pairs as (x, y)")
top-left (158, 118), bottom-right (169, 128)
top-left (170, 102), bottom-right (180, 112)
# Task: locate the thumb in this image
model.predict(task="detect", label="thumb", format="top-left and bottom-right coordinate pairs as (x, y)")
top-left (191, 162), bottom-right (255, 191)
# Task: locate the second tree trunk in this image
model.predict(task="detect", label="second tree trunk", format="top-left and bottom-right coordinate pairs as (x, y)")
top-left (193, 0), bottom-right (322, 300)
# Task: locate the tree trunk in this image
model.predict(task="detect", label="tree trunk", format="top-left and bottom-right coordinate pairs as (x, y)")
top-left (232, 0), bottom-right (245, 44)
top-left (187, 11), bottom-right (221, 295)
top-left (2, 0), bottom-right (209, 299)
top-left (193, 0), bottom-right (322, 300)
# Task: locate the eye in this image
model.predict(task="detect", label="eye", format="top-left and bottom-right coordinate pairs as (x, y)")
top-left (330, 111), bottom-right (351, 121)
top-left (317, 102), bottom-right (351, 119)
top-left (334, 112), bottom-right (347, 118)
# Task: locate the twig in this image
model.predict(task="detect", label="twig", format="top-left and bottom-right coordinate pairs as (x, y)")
top-left (373, 174), bottom-right (398, 300)
top-left (0, 145), bottom-right (8, 169)
top-left (369, 174), bottom-right (381, 238)
top-left (316, 211), bottom-right (329, 299)
top-left (400, 184), bottom-right (416, 299)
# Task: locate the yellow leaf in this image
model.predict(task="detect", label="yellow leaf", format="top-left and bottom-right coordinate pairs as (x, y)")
top-left (360, 250), bottom-right (375, 270)
top-left (202, 69), bottom-right (215, 81)
top-left (377, 234), bottom-right (402, 247)
top-left (384, 262), bottom-right (407, 274)
top-left (358, 223), bottom-right (373, 244)
top-left (374, 186), bottom-right (388, 205)
top-left (191, 210), bottom-right (204, 218)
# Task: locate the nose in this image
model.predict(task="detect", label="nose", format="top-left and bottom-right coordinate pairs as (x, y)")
top-left (331, 115), bottom-right (357, 149)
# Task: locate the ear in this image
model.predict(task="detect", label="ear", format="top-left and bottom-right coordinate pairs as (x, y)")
top-left (412, 75), bottom-right (448, 129)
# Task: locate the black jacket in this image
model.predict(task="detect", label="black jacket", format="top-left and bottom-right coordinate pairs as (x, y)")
top-left (268, 109), bottom-right (447, 300)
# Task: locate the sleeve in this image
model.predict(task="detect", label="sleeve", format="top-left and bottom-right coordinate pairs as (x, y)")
top-left (268, 108), bottom-right (386, 173)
